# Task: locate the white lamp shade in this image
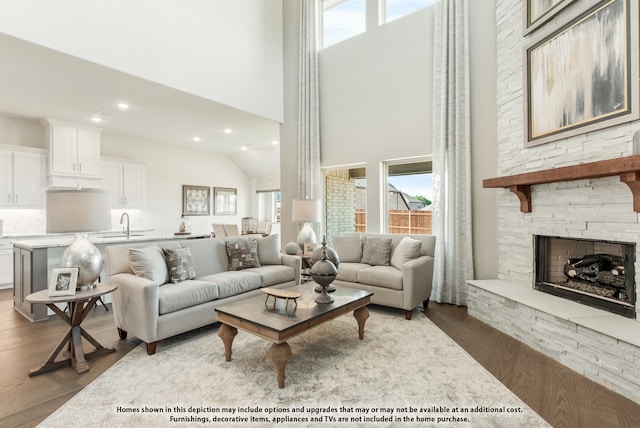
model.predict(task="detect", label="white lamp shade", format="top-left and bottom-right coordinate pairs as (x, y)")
top-left (46, 189), bottom-right (111, 233)
top-left (291, 199), bottom-right (322, 223)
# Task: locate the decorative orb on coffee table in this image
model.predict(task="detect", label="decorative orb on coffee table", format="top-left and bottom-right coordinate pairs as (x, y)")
top-left (310, 240), bottom-right (338, 304)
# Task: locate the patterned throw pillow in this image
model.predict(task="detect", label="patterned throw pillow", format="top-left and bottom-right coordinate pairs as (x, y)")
top-left (360, 237), bottom-right (393, 266)
top-left (226, 239), bottom-right (260, 271)
top-left (163, 247), bottom-right (196, 283)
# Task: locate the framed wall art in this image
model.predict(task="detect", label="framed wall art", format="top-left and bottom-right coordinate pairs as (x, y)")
top-left (182, 185), bottom-right (210, 216)
top-left (525, 0), bottom-right (639, 147)
top-left (48, 268), bottom-right (78, 297)
top-left (214, 187), bottom-right (237, 215)
top-left (524, 0), bottom-right (576, 35)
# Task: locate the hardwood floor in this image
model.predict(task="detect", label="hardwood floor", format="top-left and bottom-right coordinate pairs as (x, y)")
top-left (0, 288), bottom-right (638, 427)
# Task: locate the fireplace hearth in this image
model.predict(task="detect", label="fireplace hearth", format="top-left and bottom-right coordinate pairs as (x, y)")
top-left (534, 235), bottom-right (636, 318)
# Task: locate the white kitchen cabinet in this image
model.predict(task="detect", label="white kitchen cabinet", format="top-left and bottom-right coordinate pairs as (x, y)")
top-left (43, 119), bottom-right (102, 188)
top-left (0, 238), bottom-right (12, 288)
top-left (0, 148), bottom-right (47, 207)
top-left (102, 159), bottom-right (146, 208)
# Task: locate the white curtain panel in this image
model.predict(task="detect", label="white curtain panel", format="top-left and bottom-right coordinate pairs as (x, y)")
top-left (432, 0), bottom-right (474, 305)
top-left (297, 0), bottom-right (322, 202)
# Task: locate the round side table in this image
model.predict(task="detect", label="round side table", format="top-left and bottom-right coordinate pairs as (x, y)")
top-left (26, 283), bottom-right (117, 377)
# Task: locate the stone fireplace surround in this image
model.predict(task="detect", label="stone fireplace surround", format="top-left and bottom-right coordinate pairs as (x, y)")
top-left (484, 0), bottom-right (640, 407)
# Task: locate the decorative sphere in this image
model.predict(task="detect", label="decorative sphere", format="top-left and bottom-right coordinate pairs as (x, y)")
top-left (284, 242), bottom-right (300, 255)
top-left (310, 246), bottom-right (339, 268)
top-left (310, 258), bottom-right (337, 287)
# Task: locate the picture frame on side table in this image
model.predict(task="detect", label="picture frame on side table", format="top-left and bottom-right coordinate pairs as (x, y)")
top-left (524, 0), bottom-right (576, 35)
top-left (525, 0), bottom-right (638, 147)
top-left (182, 185), bottom-right (210, 216)
top-left (48, 268), bottom-right (78, 297)
top-left (214, 187), bottom-right (237, 215)
top-left (303, 243), bottom-right (317, 256)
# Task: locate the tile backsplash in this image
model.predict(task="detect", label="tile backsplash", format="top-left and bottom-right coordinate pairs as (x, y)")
top-left (0, 209), bottom-right (46, 236)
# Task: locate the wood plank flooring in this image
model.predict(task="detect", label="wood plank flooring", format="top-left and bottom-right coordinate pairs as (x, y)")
top-left (0, 288), bottom-right (638, 427)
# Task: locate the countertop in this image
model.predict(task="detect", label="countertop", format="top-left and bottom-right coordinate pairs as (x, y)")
top-left (11, 232), bottom-right (210, 250)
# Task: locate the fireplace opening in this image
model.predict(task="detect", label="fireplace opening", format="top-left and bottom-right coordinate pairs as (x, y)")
top-left (534, 235), bottom-right (636, 318)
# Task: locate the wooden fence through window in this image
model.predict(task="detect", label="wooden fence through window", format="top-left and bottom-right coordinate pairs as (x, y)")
top-left (355, 209), bottom-right (432, 235)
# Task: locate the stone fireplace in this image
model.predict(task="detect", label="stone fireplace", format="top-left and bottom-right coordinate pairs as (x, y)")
top-left (534, 235), bottom-right (636, 318)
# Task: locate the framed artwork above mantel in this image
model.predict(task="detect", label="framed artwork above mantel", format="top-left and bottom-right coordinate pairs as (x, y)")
top-left (524, 0), bottom-right (576, 35)
top-left (524, 0), bottom-right (639, 147)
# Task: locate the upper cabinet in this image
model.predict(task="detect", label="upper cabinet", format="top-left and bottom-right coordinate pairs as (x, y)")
top-left (0, 147), bottom-right (47, 207)
top-left (42, 119), bottom-right (102, 188)
top-left (101, 158), bottom-right (146, 208)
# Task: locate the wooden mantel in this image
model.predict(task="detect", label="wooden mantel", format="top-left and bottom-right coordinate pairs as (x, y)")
top-left (483, 155), bottom-right (640, 213)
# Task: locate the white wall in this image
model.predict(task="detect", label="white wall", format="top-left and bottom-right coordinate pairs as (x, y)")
top-left (0, 115), bottom-right (44, 149)
top-left (0, 0), bottom-right (284, 122)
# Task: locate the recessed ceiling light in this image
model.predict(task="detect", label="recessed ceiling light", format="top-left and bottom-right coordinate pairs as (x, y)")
top-left (224, 128), bottom-right (232, 134)
top-left (193, 136), bottom-right (201, 142)
top-left (272, 140), bottom-right (279, 145)
top-left (117, 103), bottom-right (129, 110)
top-left (241, 146), bottom-right (248, 151)
top-left (91, 117), bottom-right (102, 123)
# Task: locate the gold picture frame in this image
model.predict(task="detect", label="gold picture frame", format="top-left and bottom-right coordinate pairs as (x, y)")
top-left (525, 0), bottom-right (639, 146)
top-left (524, 0), bottom-right (576, 35)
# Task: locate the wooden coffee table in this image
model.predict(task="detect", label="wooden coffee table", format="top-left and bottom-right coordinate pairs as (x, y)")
top-left (215, 284), bottom-right (373, 388)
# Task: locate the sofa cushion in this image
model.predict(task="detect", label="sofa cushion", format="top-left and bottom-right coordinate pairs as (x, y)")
top-left (336, 262), bottom-right (370, 283)
top-left (158, 279), bottom-right (220, 315)
top-left (128, 245), bottom-right (168, 285)
top-left (226, 239), bottom-right (260, 270)
top-left (256, 233), bottom-right (282, 265)
top-left (179, 238), bottom-right (228, 276)
top-left (163, 247), bottom-right (196, 283)
top-left (361, 237), bottom-right (392, 266)
top-left (357, 265), bottom-right (403, 290)
top-left (390, 236), bottom-right (423, 269)
top-left (332, 234), bottom-right (362, 262)
top-left (197, 271), bottom-right (262, 298)
top-left (244, 265), bottom-right (295, 287)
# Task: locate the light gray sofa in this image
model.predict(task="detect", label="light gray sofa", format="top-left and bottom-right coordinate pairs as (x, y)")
top-left (105, 234), bottom-right (301, 354)
top-left (330, 233), bottom-right (435, 320)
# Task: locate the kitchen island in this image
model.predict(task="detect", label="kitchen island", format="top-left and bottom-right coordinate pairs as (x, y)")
top-left (12, 232), bottom-right (209, 321)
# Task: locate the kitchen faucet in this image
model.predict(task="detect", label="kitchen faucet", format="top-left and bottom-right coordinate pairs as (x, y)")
top-left (119, 212), bottom-right (130, 239)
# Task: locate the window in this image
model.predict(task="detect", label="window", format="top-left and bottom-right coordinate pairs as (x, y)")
top-left (322, 0), bottom-right (366, 48)
top-left (384, 159), bottom-right (432, 234)
top-left (383, 0), bottom-right (435, 24)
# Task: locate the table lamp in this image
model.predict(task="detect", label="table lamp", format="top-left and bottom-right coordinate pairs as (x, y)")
top-left (291, 199), bottom-right (322, 249)
top-left (46, 189), bottom-right (111, 290)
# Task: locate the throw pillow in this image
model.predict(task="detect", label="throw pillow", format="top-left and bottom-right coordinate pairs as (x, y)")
top-left (257, 233), bottom-right (282, 265)
top-left (361, 237), bottom-right (392, 266)
top-left (390, 236), bottom-right (423, 269)
top-left (128, 245), bottom-right (169, 285)
top-left (331, 233), bottom-right (363, 263)
top-left (226, 239), bottom-right (260, 271)
top-left (163, 247), bottom-right (196, 283)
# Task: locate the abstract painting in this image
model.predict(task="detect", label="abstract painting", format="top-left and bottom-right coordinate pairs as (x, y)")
top-left (525, 0), bottom-right (575, 35)
top-left (526, 0), bottom-right (637, 146)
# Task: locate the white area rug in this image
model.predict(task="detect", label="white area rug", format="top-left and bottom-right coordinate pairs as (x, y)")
top-left (41, 308), bottom-right (549, 427)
